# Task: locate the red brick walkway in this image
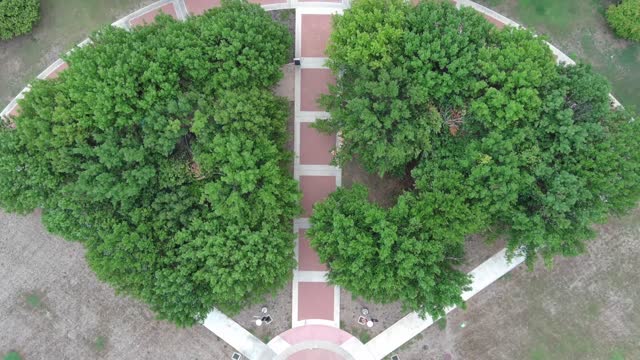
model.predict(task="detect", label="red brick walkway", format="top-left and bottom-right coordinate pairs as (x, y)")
top-left (291, 7), bottom-right (340, 331)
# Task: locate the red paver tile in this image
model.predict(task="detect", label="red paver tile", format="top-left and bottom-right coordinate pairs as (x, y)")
top-left (280, 325), bottom-right (352, 345)
top-left (3, 104), bottom-right (20, 127)
top-left (299, 176), bottom-right (336, 217)
top-left (301, 14), bottom-right (332, 57)
top-left (129, 3), bottom-right (178, 27)
top-left (248, 0), bottom-right (288, 4)
top-left (184, 0), bottom-right (220, 15)
top-left (482, 13), bottom-right (505, 29)
top-left (300, 68), bottom-right (335, 112)
top-left (288, 349), bottom-right (345, 360)
top-left (7, 104), bottom-right (20, 118)
top-left (298, 229), bottom-right (327, 271)
top-left (46, 62), bottom-right (68, 79)
top-left (297, 282), bottom-right (334, 321)
top-left (299, 123), bottom-right (336, 165)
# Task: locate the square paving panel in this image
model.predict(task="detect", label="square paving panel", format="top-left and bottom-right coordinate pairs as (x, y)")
top-left (298, 229), bottom-right (327, 271)
top-left (184, 0), bottom-right (220, 15)
top-left (299, 123), bottom-right (336, 165)
top-left (299, 176), bottom-right (336, 217)
top-left (129, 3), bottom-right (178, 27)
top-left (300, 68), bottom-right (335, 112)
top-left (297, 282), bottom-right (335, 321)
top-left (301, 14), bottom-right (333, 57)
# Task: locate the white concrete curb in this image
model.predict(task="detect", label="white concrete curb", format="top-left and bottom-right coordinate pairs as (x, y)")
top-left (203, 309), bottom-right (276, 360)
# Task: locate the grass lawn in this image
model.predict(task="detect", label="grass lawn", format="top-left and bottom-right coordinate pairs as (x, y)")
top-left (476, 0), bottom-right (640, 111)
top-left (0, 0), bottom-right (156, 105)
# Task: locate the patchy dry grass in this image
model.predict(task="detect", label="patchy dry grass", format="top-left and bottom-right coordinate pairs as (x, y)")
top-left (0, 0), bottom-right (157, 105)
top-left (0, 210), bottom-right (234, 359)
top-left (475, 0), bottom-right (640, 111)
top-left (393, 208), bottom-right (640, 360)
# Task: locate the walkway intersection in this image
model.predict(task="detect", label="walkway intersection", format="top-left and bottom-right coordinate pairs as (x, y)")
top-left (5, 0), bottom-right (607, 359)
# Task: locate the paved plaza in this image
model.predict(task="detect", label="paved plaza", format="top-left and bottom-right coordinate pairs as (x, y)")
top-left (3, 0), bottom-right (618, 359)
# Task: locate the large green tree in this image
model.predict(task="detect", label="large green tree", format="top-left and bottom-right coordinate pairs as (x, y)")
top-left (319, 0), bottom-right (495, 176)
top-left (309, 0), bottom-right (640, 318)
top-left (308, 185), bottom-right (474, 319)
top-left (0, 0), bottom-right (299, 326)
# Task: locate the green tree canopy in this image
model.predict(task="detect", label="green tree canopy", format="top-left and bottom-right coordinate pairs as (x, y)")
top-left (0, 0), bottom-right (40, 40)
top-left (308, 185), bottom-right (474, 319)
top-left (0, 0), bottom-right (299, 326)
top-left (310, 0), bottom-right (640, 318)
top-left (606, 0), bottom-right (640, 42)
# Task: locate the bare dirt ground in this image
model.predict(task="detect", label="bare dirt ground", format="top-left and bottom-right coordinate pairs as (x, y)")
top-left (458, 234), bottom-right (506, 273)
top-left (271, 9), bottom-right (296, 61)
top-left (0, 210), bottom-right (235, 360)
top-left (340, 290), bottom-right (406, 344)
top-left (341, 160), bottom-right (409, 208)
top-left (390, 208), bottom-right (640, 360)
top-left (232, 284), bottom-right (292, 344)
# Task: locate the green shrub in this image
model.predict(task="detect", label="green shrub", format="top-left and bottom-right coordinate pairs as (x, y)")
top-left (0, 0), bottom-right (40, 40)
top-left (3, 352), bottom-right (22, 360)
top-left (606, 0), bottom-right (640, 41)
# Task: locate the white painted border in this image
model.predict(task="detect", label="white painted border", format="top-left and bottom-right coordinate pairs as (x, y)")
top-left (291, 278), bottom-right (300, 328)
top-left (275, 339), bottom-right (356, 360)
top-left (294, 218), bottom-right (311, 229)
top-left (124, 0), bottom-right (185, 28)
top-left (294, 318), bottom-right (339, 328)
top-left (300, 57), bottom-right (329, 68)
top-left (295, 270), bottom-right (329, 282)
top-left (36, 58), bottom-right (67, 80)
top-left (267, 335), bottom-right (291, 354)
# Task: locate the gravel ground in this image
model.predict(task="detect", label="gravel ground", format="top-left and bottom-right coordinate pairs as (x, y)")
top-left (232, 284), bottom-right (292, 344)
top-left (0, 210), bottom-right (234, 360)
